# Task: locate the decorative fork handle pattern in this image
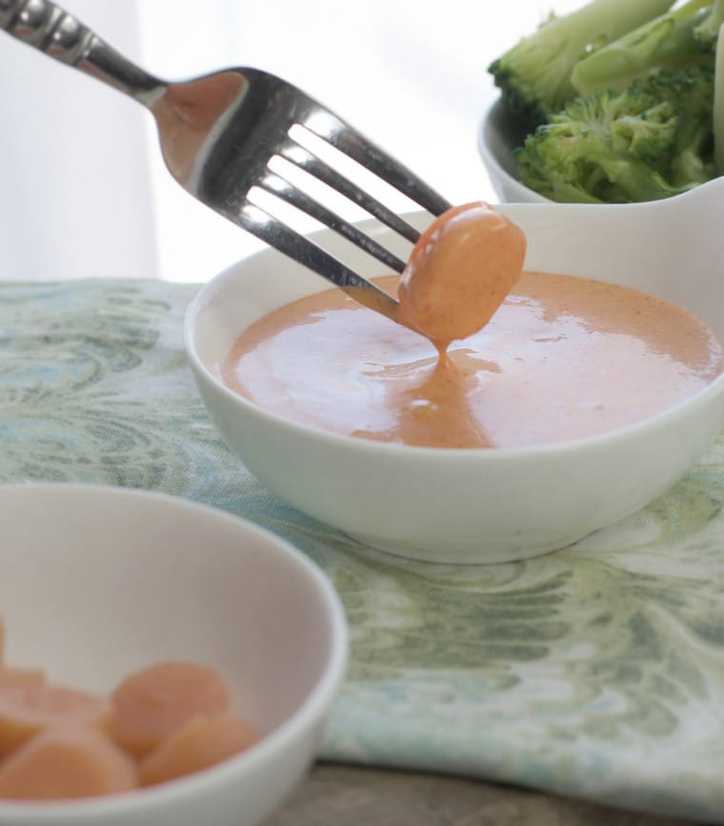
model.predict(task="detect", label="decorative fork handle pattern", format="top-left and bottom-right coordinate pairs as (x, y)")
top-left (0, 0), bottom-right (164, 104)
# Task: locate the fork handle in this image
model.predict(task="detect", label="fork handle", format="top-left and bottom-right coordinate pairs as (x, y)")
top-left (0, 0), bottom-right (165, 105)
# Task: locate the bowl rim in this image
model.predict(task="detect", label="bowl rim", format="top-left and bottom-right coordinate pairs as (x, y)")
top-left (477, 96), bottom-right (551, 203)
top-left (184, 217), bottom-right (724, 462)
top-left (0, 483), bottom-right (348, 821)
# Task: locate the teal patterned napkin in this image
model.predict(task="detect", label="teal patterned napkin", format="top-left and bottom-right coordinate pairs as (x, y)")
top-left (3, 279), bottom-right (724, 822)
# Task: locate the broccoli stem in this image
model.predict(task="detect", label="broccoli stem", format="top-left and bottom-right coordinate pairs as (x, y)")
top-left (575, 0), bottom-right (674, 29)
top-left (715, 22), bottom-right (724, 172)
top-left (560, 0), bottom-right (678, 40)
top-left (571, 0), bottom-right (713, 96)
top-left (695, 0), bottom-right (724, 46)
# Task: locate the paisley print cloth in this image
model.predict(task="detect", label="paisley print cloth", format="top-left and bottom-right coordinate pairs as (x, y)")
top-left (2, 279), bottom-right (724, 821)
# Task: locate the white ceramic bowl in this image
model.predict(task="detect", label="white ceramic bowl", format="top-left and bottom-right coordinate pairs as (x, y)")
top-left (478, 96), bottom-right (549, 204)
top-left (186, 178), bottom-right (724, 564)
top-left (0, 484), bottom-right (347, 826)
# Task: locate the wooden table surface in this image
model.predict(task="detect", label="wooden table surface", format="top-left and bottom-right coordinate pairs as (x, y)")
top-left (264, 765), bottom-right (699, 826)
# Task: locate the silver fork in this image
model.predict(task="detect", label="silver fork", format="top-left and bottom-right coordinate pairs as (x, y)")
top-left (0, 0), bottom-right (451, 321)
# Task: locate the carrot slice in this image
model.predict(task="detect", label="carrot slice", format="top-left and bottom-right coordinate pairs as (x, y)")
top-left (0, 683), bottom-right (109, 757)
top-left (110, 662), bottom-right (230, 757)
top-left (0, 727), bottom-right (138, 801)
top-left (140, 714), bottom-right (258, 786)
top-left (0, 667), bottom-right (46, 690)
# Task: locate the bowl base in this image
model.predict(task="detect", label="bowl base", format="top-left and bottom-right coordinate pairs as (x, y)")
top-left (342, 529), bottom-right (583, 566)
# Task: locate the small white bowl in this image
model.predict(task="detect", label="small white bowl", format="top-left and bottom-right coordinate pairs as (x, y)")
top-left (186, 179), bottom-right (724, 565)
top-left (479, 96), bottom-right (724, 206)
top-left (0, 484), bottom-right (347, 826)
top-left (478, 96), bottom-right (549, 204)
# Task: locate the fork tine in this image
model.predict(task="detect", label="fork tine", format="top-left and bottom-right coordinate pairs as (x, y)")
top-left (260, 172), bottom-right (406, 274)
top-left (280, 141), bottom-right (421, 245)
top-left (303, 111), bottom-right (452, 217)
top-left (238, 202), bottom-right (401, 322)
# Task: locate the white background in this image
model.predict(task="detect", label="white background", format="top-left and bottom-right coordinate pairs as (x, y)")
top-left (0, 0), bottom-right (581, 282)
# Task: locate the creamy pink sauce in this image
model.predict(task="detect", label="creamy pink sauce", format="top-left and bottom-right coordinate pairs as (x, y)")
top-left (221, 204), bottom-right (722, 449)
top-left (398, 202), bottom-right (526, 349)
top-left (221, 271), bottom-right (723, 449)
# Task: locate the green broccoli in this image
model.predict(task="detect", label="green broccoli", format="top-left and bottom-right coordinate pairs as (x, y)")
top-left (571, 0), bottom-right (715, 96)
top-left (487, 0), bottom-right (675, 127)
top-left (694, 0), bottom-right (724, 47)
top-left (645, 62), bottom-right (716, 185)
top-left (516, 64), bottom-right (715, 203)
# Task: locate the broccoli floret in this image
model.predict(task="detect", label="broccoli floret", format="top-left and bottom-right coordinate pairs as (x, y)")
top-left (517, 64), bottom-right (715, 203)
top-left (488, 0), bottom-right (676, 127)
top-left (694, 0), bottom-right (724, 47)
top-left (571, 0), bottom-right (714, 96)
top-left (643, 63), bottom-right (716, 185)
